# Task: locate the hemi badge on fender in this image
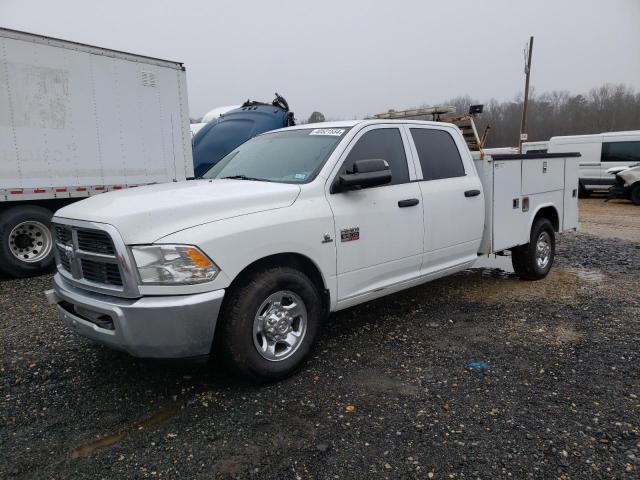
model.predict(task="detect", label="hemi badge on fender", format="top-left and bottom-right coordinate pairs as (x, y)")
top-left (340, 227), bottom-right (359, 242)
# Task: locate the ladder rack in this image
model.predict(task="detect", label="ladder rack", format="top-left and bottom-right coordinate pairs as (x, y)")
top-left (371, 106), bottom-right (490, 157)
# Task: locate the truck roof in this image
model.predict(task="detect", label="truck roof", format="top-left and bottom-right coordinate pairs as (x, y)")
top-left (269, 119), bottom-right (455, 134)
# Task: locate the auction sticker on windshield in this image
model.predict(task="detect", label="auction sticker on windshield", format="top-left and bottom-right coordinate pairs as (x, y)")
top-left (309, 128), bottom-right (345, 136)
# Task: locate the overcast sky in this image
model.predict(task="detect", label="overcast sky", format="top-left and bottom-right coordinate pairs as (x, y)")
top-left (2, 0), bottom-right (639, 120)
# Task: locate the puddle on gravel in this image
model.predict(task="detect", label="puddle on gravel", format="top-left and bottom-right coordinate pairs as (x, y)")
top-left (351, 370), bottom-right (419, 396)
top-left (564, 267), bottom-right (605, 282)
top-left (445, 255), bottom-right (608, 305)
top-left (473, 255), bottom-right (515, 273)
top-left (468, 255), bottom-right (515, 278)
top-left (468, 256), bottom-right (604, 283)
top-left (70, 403), bottom-right (182, 458)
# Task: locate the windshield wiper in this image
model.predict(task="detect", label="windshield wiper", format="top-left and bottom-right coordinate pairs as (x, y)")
top-left (220, 175), bottom-right (263, 181)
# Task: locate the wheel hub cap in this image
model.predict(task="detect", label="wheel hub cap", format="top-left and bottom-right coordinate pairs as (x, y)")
top-left (253, 290), bottom-right (307, 362)
top-left (535, 231), bottom-right (551, 269)
top-left (264, 310), bottom-right (291, 340)
top-left (14, 234), bottom-right (34, 249)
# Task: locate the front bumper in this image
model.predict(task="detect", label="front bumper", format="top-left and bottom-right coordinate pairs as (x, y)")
top-left (48, 273), bottom-right (225, 359)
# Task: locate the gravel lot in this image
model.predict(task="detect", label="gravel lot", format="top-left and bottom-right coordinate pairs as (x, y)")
top-left (1, 200), bottom-right (639, 479)
top-left (579, 198), bottom-right (640, 242)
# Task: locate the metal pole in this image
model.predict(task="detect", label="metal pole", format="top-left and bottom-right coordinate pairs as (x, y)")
top-left (519, 36), bottom-right (534, 153)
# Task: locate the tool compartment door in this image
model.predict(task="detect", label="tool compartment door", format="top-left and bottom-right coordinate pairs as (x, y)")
top-left (492, 160), bottom-right (528, 251)
top-left (521, 158), bottom-right (565, 195)
top-left (562, 157), bottom-right (580, 230)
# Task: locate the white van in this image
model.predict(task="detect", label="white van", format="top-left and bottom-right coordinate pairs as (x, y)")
top-left (532, 132), bottom-right (640, 196)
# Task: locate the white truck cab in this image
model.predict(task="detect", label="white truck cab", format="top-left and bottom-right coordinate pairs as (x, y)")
top-left (47, 120), bottom-right (580, 381)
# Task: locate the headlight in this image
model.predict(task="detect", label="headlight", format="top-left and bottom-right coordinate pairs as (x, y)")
top-left (130, 245), bottom-right (219, 285)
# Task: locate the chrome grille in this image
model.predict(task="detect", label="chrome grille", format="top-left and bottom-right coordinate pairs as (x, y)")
top-left (77, 230), bottom-right (115, 255)
top-left (81, 259), bottom-right (123, 286)
top-left (56, 243), bottom-right (72, 272)
top-left (54, 225), bottom-right (71, 243)
top-left (52, 220), bottom-right (135, 296)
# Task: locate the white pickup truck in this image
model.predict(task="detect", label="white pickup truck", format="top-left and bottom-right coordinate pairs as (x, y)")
top-left (46, 120), bottom-right (580, 381)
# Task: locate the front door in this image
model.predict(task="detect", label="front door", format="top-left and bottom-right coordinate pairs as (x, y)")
top-left (326, 126), bottom-right (424, 304)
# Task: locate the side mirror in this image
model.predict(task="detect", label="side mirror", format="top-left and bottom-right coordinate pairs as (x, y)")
top-left (335, 159), bottom-right (392, 192)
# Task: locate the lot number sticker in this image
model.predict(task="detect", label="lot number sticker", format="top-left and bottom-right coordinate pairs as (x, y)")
top-left (309, 128), bottom-right (345, 136)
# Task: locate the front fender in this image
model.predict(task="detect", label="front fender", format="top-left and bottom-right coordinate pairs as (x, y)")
top-left (159, 196), bottom-right (338, 309)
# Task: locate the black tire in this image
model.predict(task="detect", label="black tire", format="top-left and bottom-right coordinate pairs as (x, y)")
top-left (578, 182), bottom-right (590, 198)
top-left (0, 205), bottom-right (55, 278)
top-left (511, 217), bottom-right (555, 281)
top-left (216, 266), bottom-right (323, 381)
top-left (630, 183), bottom-right (640, 205)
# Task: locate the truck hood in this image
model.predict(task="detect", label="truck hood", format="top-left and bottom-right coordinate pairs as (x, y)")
top-left (55, 179), bottom-right (301, 243)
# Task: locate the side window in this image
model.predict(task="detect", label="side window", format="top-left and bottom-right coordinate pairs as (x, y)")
top-left (601, 141), bottom-right (640, 162)
top-left (341, 128), bottom-right (409, 186)
top-left (410, 128), bottom-right (466, 181)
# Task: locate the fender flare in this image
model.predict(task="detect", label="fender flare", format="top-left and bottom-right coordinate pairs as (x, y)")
top-left (527, 203), bottom-right (560, 235)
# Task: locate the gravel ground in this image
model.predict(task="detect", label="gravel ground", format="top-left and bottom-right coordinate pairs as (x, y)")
top-left (578, 198), bottom-right (640, 242)
top-left (2, 224), bottom-right (639, 478)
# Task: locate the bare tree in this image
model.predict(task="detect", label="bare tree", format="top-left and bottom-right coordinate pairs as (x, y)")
top-left (307, 111), bottom-right (326, 124)
top-left (438, 83), bottom-right (640, 147)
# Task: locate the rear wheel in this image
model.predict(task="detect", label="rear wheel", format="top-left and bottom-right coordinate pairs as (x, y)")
top-left (511, 218), bottom-right (555, 280)
top-left (0, 205), bottom-right (55, 277)
top-left (216, 266), bottom-right (323, 381)
top-left (630, 183), bottom-right (640, 205)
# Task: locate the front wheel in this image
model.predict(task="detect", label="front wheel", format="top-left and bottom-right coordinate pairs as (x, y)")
top-left (511, 218), bottom-right (556, 280)
top-left (216, 266), bottom-right (323, 381)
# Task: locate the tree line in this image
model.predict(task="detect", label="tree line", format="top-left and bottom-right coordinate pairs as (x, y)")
top-left (441, 83), bottom-right (640, 147)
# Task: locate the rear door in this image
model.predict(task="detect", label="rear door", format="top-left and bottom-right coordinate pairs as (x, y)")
top-left (405, 125), bottom-right (484, 273)
top-left (326, 126), bottom-right (424, 304)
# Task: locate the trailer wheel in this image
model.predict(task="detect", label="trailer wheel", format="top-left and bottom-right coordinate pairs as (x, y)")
top-left (216, 266), bottom-right (322, 381)
top-left (0, 205), bottom-right (55, 277)
top-left (511, 218), bottom-right (555, 281)
top-left (630, 183), bottom-right (640, 205)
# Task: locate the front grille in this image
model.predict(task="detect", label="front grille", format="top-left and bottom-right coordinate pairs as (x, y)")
top-left (56, 244), bottom-right (72, 272)
top-left (81, 259), bottom-right (123, 286)
top-left (54, 225), bottom-right (71, 243)
top-left (52, 221), bottom-right (132, 295)
top-left (77, 230), bottom-right (115, 255)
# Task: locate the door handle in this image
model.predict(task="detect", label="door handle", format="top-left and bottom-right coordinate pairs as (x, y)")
top-left (398, 198), bottom-right (419, 208)
top-left (464, 189), bottom-right (481, 197)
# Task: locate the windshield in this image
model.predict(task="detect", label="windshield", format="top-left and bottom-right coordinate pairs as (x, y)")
top-left (202, 128), bottom-right (349, 183)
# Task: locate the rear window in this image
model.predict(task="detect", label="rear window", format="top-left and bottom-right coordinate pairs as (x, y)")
top-left (601, 141), bottom-right (640, 163)
top-left (410, 128), bottom-right (466, 180)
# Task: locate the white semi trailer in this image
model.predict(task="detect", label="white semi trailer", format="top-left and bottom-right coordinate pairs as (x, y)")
top-left (0, 28), bottom-right (193, 277)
